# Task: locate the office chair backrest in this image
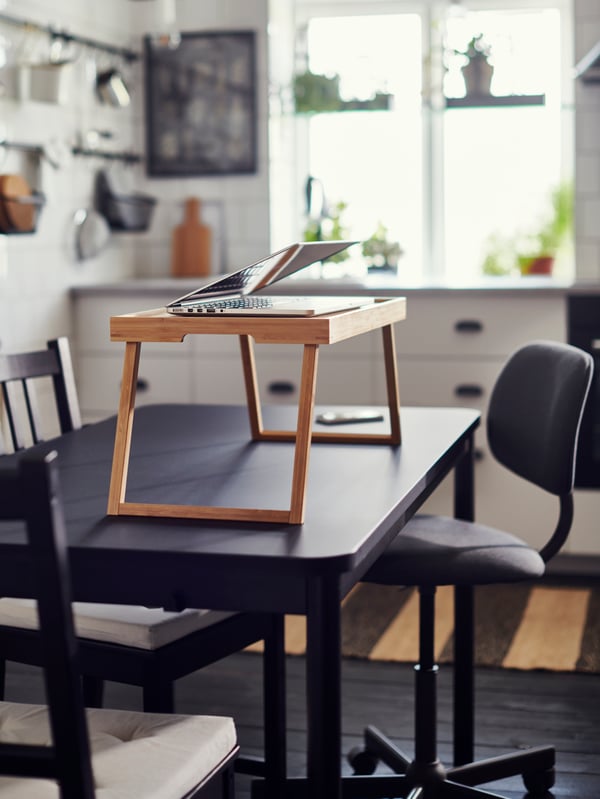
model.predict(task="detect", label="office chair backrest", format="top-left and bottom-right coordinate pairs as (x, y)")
top-left (0, 450), bottom-right (95, 797)
top-left (487, 340), bottom-right (593, 496)
top-left (0, 338), bottom-right (81, 453)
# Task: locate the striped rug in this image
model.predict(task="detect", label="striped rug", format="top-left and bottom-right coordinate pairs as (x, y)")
top-left (246, 582), bottom-right (600, 673)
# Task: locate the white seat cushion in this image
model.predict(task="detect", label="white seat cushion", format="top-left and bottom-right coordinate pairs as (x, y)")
top-left (0, 599), bottom-right (234, 650)
top-left (0, 701), bottom-right (237, 798)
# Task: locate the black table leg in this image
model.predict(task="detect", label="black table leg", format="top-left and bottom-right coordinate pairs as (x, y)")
top-left (453, 435), bottom-right (475, 767)
top-left (306, 575), bottom-right (342, 799)
top-left (263, 614), bottom-right (287, 797)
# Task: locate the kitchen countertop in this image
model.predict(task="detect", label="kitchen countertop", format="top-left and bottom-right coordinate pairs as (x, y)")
top-left (70, 276), bottom-right (600, 300)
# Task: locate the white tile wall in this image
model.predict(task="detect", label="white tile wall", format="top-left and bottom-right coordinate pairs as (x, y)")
top-left (0, 0), bottom-right (270, 353)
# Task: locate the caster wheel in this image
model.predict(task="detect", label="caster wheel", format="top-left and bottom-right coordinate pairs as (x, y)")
top-left (347, 746), bottom-right (379, 775)
top-left (523, 767), bottom-right (555, 796)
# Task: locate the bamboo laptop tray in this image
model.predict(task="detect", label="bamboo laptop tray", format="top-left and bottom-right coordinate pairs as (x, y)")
top-left (107, 296), bottom-right (406, 524)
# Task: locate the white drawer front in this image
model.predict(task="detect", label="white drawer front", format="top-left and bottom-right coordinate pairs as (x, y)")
top-left (75, 297), bottom-right (162, 351)
top-left (397, 296), bottom-right (565, 357)
top-left (373, 358), bottom-right (501, 409)
top-left (77, 353), bottom-right (193, 416)
top-left (189, 350), bottom-right (378, 406)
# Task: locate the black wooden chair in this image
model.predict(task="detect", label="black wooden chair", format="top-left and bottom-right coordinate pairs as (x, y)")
top-left (348, 340), bottom-right (593, 798)
top-left (0, 448), bottom-right (239, 798)
top-left (0, 338), bottom-right (285, 785)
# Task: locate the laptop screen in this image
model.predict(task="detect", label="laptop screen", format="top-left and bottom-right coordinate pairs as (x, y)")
top-left (167, 241), bottom-right (357, 308)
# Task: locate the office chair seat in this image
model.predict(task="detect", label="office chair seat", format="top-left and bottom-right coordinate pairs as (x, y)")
top-left (0, 701), bottom-right (237, 799)
top-left (366, 515), bottom-right (545, 587)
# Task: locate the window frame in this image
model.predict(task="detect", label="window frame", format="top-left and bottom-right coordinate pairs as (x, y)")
top-left (269, 0), bottom-right (573, 282)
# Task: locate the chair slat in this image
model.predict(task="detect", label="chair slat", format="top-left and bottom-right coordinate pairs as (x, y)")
top-left (0, 339), bottom-right (81, 453)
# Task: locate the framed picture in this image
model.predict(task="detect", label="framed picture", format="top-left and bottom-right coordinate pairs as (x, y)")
top-left (145, 31), bottom-right (257, 177)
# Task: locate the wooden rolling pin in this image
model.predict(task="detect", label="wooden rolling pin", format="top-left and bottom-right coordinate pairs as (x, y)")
top-left (171, 197), bottom-right (212, 277)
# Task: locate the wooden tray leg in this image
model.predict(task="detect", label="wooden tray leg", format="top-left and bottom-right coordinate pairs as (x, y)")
top-left (289, 343), bottom-right (319, 524)
top-left (239, 334), bottom-right (263, 440)
top-left (382, 324), bottom-right (401, 445)
top-left (107, 342), bottom-right (141, 515)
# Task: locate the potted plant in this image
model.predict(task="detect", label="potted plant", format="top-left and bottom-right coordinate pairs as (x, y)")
top-left (362, 222), bottom-right (403, 274)
top-left (481, 181), bottom-right (573, 277)
top-left (293, 70), bottom-right (342, 113)
top-left (481, 232), bottom-right (517, 277)
top-left (517, 181), bottom-right (573, 275)
top-left (455, 34), bottom-right (494, 96)
top-left (303, 200), bottom-right (351, 264)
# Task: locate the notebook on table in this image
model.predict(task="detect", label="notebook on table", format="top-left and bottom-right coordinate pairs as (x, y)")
top-left (165, 240), bottom-right (365, 316)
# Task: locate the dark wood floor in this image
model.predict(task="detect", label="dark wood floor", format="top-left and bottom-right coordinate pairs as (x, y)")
top-left (6, 652), bottom-right (600, 798)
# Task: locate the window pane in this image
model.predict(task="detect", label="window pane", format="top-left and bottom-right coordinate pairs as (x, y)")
top-left (301, 14), bottom-right (423, 280)
top-left (442, 8), bottom-right (570, 282)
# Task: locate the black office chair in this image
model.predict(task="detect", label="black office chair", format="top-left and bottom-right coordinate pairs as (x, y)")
top-left (348, 340), bottom-right (593, 798)
top-left (0, 338), bottom-right (285, 785)
top-left (0, 448), bottom-right (239, 798)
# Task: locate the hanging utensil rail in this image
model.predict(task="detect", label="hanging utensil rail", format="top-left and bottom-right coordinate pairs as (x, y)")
top-left (0, 11), bottom-right (139, 62)
top-left (0, 140), bottom-right (60, 169)
top-left (71, 147), bottom-right (142, 164)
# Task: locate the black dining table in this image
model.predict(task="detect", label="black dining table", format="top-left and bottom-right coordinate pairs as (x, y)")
top-left (0, 402), bottom-right (480, 799)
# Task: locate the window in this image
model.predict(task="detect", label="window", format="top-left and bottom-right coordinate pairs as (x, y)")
top-left (268, 0), bottom-right (574, 284)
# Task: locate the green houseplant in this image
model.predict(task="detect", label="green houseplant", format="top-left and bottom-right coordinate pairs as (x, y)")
top-left (303, 200), bottom-right (350, 264)
top-left (362, 222), bottom-right (403, 273)
top-left (517, 181), bottom-right (573, 275)
top-left (293, 71), bottom-right (342, 113)
top-left (481, 181), bottom-right (574, 277)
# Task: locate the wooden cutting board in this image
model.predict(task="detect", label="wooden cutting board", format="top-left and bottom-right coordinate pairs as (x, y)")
top-left (171, 198), bottom-right (212, 277)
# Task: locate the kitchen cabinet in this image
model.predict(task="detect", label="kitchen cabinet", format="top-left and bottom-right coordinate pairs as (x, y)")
top-left (71, 286), bottom-right (599, 555)
top-left (72, 293), bottom-right (379, 420)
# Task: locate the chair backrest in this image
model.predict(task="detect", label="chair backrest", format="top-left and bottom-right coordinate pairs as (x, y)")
top-left (0, 450), bottom-right (95, 797)
top-left (487, 340), bottom-right (593, 561)
top-left (0, 338), bottom-right (82, 453)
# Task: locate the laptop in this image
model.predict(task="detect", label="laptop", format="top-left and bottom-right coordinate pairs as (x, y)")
top-left (166, 240), bottom-right (365, 316)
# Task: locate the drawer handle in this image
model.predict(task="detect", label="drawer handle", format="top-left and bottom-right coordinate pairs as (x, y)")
top-left (455, 384), bottom-right (483, 398)
top-left (267, 380), bottom-right (296, 395)
top-left (474, 448), bottom-right (484, 462)
top-left (455, 319), bottom-right (483, 333)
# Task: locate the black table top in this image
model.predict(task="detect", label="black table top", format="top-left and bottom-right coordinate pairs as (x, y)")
top-left (0, 404), bottom-right (479, 612)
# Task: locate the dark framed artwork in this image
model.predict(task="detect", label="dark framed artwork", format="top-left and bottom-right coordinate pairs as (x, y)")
top-left (145, 31), bottom-right (257, 176)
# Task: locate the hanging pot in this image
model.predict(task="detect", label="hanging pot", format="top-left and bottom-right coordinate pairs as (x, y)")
top-left (96, 69), bottom-right (130, 107)
top-left (73, 207), bottom-right (111, 261)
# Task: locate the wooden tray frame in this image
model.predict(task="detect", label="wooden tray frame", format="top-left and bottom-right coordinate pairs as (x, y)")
top-left (107, 298), bottom-right (405, 524)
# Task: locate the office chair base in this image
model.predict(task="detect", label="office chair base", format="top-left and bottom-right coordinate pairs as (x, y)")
top-left (350, 725), bottom-right (555, 798)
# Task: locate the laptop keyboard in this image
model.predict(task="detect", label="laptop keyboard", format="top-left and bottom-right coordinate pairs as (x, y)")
top-left (184, 297), bottom-right (293, 312)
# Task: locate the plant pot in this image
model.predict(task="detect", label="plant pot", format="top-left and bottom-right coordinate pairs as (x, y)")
top-left (367, 262), bottom-right (398, 276)
top-left (461, 56), bottom-right (494, 96)
top-left (519, 255), bottom-right (555, 276)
